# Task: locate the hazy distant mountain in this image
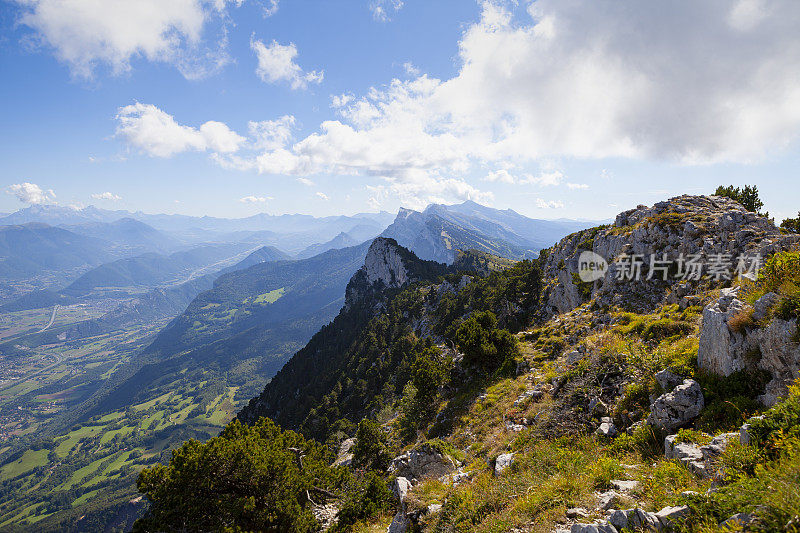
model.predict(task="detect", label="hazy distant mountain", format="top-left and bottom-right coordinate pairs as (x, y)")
top-left (0, 223), bottom-right (114, 279)
top-left (381, 201), bottom-right (600, 263)
top-left (296, 231), bottom-right (359, 259)
top-left (61, 243), bottom-right (256, 296)
top-left (62, 218), bottom-right (182, 255)
top-left (0, 205), bottom-right (394, 247)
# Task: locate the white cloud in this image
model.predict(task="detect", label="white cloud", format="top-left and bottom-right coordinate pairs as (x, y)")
top-left (14, 0), bottom-right (240, 79)
top-left (402, 62), bottom-right (420, 77)
top-left (91, 191), bottom-right (122, 201)
top-left (114, 1), bottom-right (800, 208)
top-left (535, 198), bottom-right (565, 209)
top-left (262, 0), bottom-right (800, 169)
top-left (370, 0), bottom-right (403, 22)
top-left (250, 37), bottom-right (323, 89)
top-left (522, 169), bottom-right (565, 187)
top-left (600, 169), bottom-right (612, 180)
top-left (7, 182), bottom-right (56, 205)
top-left (297, 177), bottom-right (314, 186)
top-left (566, 183), bottom-right (589, 190)
top-left (316, 192), bottom-right (329, 200)
top-left (239, 195), bottom-right (271, 203)
top-left (248, 115), bottom-right (295, 151)
top-left (116, 103), bottom-right (245, 158)
top-left (484, 169), bottom-right (516, 184)
top-left (261, 0), bottom-right (279, 17)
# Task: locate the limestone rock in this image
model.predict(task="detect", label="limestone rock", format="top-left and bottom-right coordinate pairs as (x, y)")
top-left (596, 417), bottom-right (618, 438)
top-left (541, 195), bottom-right (798, 315)
top-left (567, 507), bottom-right (590, 519)
top-left (571, 524), bottom-right (618, 533)
top-left (332, 437), bottom-right (355, 467)
top-left (387, 511), bottom-right (409, 533)
top-left (697, 288), bottom-right (800, 406)
top-left (752, 292), bottom-right (781, 323)
top-left (494, 453), bottom-right (515, 476)
top-left (700, 433), bottom-right (737, 463)
top-left (697, 288), bottom-right (750, 376)
top-left (647, 379), bottom-right (704, 432)
top-left (388, 443), bottom-right (458, 481)
top-left (655, 369), bottom-right (684, 392)
top-left (610, 479), bottom-right (639, 492)
top-left (655, 505), bottom-right (691, 528)
top-left (391, 477), bottom-right (412, 505)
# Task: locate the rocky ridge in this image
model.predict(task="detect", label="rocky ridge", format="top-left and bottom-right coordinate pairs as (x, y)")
top-left (542, 195), bottom-right (799, 315)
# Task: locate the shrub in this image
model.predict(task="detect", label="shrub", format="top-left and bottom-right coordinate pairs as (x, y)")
top-left (352, 418), bottom-right (391, 471)
top-left (133, 418), bottom-right (343, 532)
top-left (453, 311), bottom-right (519, 372)
top-left (331, 471), bottom-right (393, 531)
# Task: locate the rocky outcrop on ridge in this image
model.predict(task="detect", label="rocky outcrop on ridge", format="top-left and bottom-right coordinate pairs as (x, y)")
top-left (697, 286), bottom-right (800, 405)
top-left (542, 195), bottom-right (799, 315)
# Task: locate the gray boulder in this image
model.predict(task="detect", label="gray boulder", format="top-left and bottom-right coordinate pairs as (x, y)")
top-left (697, 287), bottom-right (750, 376)
top-left (332, 437), bottom-right (356, 467)
top-left (647, 379), bottom-right (704, 432)
top-left (596, 417), bottom-right (618, 438)
top-left (655, 369), bottom-right (684, 392)
top-left (388, 443), bottom-right (458, 481)
top-left (494, 453), bottom-right (515, 476)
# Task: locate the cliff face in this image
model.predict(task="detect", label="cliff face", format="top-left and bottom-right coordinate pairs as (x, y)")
top-left (542, 195), bottom-right (799, 314)
top-left (344, 237), bottom-right (447, 309)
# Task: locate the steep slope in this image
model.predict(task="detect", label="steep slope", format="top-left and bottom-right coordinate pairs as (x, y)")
top-left (237, 238), bottom-right (528, 436)
top-left (72, 241), bottom-right (373, 421)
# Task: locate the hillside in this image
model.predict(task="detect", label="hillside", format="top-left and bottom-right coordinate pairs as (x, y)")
top-left (0, 223), bottom-right (113, 280)
top-left (138, 195), bottom-right (800, 533)
top-left (61, 243), bottom-right (257, 296)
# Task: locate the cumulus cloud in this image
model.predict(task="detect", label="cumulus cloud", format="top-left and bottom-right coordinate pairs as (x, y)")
top-left (315, 192), bottom-right (329, 200)
top-left (115, 1), bottom-right (800, 207)
top-left (239, 195), bottom-right (271, 203)
top-left (566, 183), bottom-right (589, 190)
top-left (251, 37), bottom-right (323, 89)
top-left (7, 182), bottom-right (56, 205)
top-left (267, 0), bottom-right (800, 169)
top-left (14, 0), bottom-right (240, 79)
top-left (116, 103), bottom-right (245, 157)
top-left (535, 198), bottom-right (565, 209)
top-left (370, 0), bottom-right (403, 22)
top-left (91, 191), bottom-right (122, 201)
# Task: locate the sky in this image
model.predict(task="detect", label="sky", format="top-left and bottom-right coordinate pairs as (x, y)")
top-left (1, 0), bottom-right (799, 221)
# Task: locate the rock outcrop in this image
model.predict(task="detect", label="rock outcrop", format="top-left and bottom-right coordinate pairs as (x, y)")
top-left (647, 379), bottom-right (705, 432)
top-left (697, 287), bottom-right (800, 405)
top-left (388, 443), bottom-right (458, 482)
top-left (542, 195), bottom-right (798, 314)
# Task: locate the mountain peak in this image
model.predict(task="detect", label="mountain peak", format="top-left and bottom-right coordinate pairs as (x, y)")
top-left (344, 238), bottom-right (446, 308)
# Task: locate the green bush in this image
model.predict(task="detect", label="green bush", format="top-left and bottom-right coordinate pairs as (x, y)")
top-left (331, 471), bottom-right (393, 531)
top-left (453, 311), bottom-right (519, 372)
top-left (133, 418), bottom-right (344, 532)
top-left (352, 418), bottom-right (391, 471)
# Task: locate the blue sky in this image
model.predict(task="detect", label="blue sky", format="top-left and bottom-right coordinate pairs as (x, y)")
top-left (1, 0), bottom-right (799, 221)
